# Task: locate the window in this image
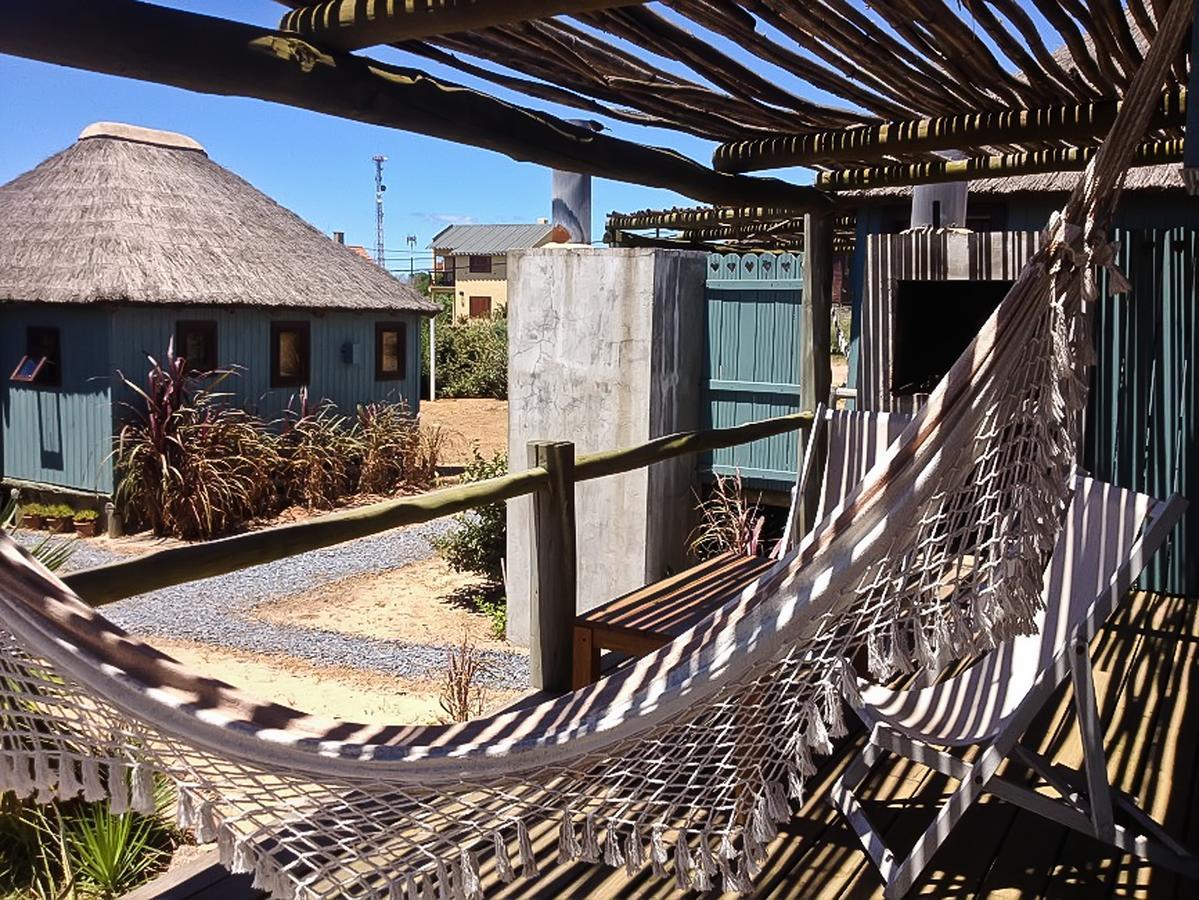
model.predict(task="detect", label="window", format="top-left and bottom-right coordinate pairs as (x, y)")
top-left (468, 296), bottom-right (492, 318)
top-left (270, 321), bottom-right (310, 388)
top-left (468, 255), bottom-right (492, 274)
top-left (10, 327), bottom-right (60, 386)
top-left (375, 322), bottom-right (407, 380)
top-left (891, 280), bottom-right (1010, 396)
top-left (175, 320), bottom-right (218, 372)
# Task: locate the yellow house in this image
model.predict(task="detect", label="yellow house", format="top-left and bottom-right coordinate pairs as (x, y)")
top-left (429, 222), bottom-right (564, 320)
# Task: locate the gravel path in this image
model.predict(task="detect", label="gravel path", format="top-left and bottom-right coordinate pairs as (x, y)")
top-left (14, 522), bottom-right (529, 689)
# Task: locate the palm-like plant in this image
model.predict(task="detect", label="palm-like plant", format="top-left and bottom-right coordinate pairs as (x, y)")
top-left (113, 343), bottom-right (277, 539)
top-left (1, 496), bottom-right (75, 572)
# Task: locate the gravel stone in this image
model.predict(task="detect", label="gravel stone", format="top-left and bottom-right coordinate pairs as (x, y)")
top-left (13, 520), bottom-right (529, 690)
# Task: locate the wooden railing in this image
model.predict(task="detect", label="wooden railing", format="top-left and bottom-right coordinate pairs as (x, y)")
top-left (65, 409), bottom-right (814, 690)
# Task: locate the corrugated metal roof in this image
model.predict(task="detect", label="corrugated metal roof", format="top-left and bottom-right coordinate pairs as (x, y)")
top-left (428, 223), bottom-right (554, 254)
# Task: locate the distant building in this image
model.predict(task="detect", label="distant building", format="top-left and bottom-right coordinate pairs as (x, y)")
top-left (0, 122), bottom-right (438, 496)
top-left (429, 222), bottom-right (566, 319)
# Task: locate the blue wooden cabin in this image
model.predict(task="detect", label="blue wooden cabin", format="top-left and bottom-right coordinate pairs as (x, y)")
top-left (0, 122), bottom-right (437, 498)
top-left (846, 166), bottom-right (1197, 597)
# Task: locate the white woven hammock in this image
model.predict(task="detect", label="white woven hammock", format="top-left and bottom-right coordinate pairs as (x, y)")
top-left (0, 4), bottom-right (1191, 896)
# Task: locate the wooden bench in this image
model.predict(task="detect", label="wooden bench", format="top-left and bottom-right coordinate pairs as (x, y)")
top-left (572, 551), bottom-right (775, 689)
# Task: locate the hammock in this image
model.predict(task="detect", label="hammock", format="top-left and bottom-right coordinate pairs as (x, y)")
top-left (0, 4), bottom-right (1190, 896)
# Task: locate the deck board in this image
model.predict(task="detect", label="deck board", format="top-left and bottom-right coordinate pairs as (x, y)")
top-left (128, 591), bottom-right (1198, 899)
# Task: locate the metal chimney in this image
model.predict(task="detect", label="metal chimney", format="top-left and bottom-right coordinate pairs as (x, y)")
top-left (552, 120), bottom-right (603, 243)
top-left (911, 151), bottom-right (969, 229)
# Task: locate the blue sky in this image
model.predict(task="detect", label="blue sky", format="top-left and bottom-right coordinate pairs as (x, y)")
top-left (0, 1), bottom-right (1061, 276)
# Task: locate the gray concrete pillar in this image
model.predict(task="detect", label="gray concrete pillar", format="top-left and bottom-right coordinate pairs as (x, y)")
top-left (505, 247), bottom-right (706, 647)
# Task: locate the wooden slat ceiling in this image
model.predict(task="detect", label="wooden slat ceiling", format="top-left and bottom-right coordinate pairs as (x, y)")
top-left (1, 1), bottom-right (1188, 218)
top-left (277, 0), bottom-right (1185, 164)
top-left (272, 0), bottom-right (1189, 245)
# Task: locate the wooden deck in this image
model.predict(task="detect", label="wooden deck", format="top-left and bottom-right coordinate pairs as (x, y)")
top-left (130, 591), bottom-right (1199, 898)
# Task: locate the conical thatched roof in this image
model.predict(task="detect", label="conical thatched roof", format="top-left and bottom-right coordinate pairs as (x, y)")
top-left (0, 123), bottom-right (438, 312)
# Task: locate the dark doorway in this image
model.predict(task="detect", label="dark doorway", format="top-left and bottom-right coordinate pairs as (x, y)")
top-left (891, 279), bottom-right (1011, 396)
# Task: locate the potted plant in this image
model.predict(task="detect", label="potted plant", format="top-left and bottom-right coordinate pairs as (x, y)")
top-left (20, 503), bottom-right (46, 530)
top-left (45, 503), bottom-right (76, 533)
top-left (73, 508), bottom-right (101, 538)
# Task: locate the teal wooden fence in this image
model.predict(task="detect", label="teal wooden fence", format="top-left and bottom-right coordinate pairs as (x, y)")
top-left (701, 251), bottom-right (805, 491)
top-left (1088, 227), bottom-right (1197, 596)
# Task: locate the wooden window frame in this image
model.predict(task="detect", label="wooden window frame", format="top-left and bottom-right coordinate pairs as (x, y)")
top-left (375, 321), bottom-right (407, 381)
top-left (175, 319), bottom-right (218, 373)
top-left (270, 320), bottom-right (311, 388)
top-left (10, 326), bottom-right (61, 387)
top-left (468, 295), bottom-right (492, 318)
top-left (468, 254), bottom-right (492, 274)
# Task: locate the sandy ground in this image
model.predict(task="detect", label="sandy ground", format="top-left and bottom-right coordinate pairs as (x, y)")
top-left (419, 398), bottom-right (508, 464)
top-left (257, 556), bottom-right (519, 656)
top-left (151, 637), bottom-right (522, 725)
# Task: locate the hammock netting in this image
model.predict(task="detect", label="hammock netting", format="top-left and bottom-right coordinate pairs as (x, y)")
top-left (0, 2), bottom-right (1192, 896)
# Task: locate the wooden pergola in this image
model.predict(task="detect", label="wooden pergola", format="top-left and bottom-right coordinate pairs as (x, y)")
top-left (2, 0), bottom-right (1193, 204)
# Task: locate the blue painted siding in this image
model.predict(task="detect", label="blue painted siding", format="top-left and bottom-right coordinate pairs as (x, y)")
top-left (2, 303), bottom-right (423, 495)
top-left (1087, 228), bottom-right (1197, 596)
top-left (0, 304), bottom-right (114, 493)
top-left (702, 253), bottom-right (805, 489)
top-left (108, 306), bottom-right (422, 424)
top-left (849, 196), bottom-right (1198, 596)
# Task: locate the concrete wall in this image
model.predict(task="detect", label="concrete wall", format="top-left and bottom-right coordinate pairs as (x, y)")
top-left (505, 247), bottom-right (705, 646)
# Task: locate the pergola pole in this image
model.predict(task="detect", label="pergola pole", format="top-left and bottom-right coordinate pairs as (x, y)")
top-left (714, 90), bottom-right (1187, 171)
top-left (799, 212), bottom-right (833, 531)
top-left (429, 315), bottom-right (437, 402)
top-left (1185, 3), bottom-right (1199, 193)
top-left (815, 139), bottom-right (1184, 190)
top-left (279, 0), bottom-right (647, 50)
top-left (0, 0), bottom-right (830, 212)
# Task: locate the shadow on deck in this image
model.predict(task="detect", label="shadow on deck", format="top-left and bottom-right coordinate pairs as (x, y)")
top-left (127, 591), bottom-right (1199, 899)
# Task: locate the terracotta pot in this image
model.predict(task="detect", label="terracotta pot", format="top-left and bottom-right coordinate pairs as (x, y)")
top-left (73, 520), bottom-right (98, 538)
top-left (21, 514), bottom-right (44, 530)
top-left (48, 517), bottom-right (74, 534)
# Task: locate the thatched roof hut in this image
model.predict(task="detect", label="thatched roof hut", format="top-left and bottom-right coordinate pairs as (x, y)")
top-left (0, 122), bottom-right (438, 312)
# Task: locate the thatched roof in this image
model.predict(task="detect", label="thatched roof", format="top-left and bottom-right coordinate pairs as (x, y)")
top-left (847, 162), bottom-right (1185, 200)
top-left (0, 122), bottom-right (438, 313)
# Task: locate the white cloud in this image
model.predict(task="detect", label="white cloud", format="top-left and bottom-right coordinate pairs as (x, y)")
top-left (416, 212), bottom-right (477, 226)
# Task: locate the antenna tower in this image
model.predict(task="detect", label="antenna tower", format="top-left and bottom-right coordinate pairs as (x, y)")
top-left (373, 155), bottom-right (387, 267)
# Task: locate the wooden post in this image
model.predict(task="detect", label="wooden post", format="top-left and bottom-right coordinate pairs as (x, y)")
top-left (1185, 3), bottom-right (1199, 193)
top-left (800, 212), bottom-right (833, 531)
top-left (428, 315), bottom-right (437, 401)
top-left (528, 440), bottom-right (578, 693)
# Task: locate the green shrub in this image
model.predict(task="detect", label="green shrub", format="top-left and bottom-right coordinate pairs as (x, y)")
top-left (74, 509), bottom-right (100, 522)
top-left (471, 590), bottom-right (507, 641)
top-left (434, 315), bottom-right (507, 399)
top-left (0, 778), bottom-right (180, 899)
top-left (433, 449), bottom-right (507, 583)
top-left (45, 503), bottom-right (74, 520)
top-left (2, 497), bottom-right (75, 569)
